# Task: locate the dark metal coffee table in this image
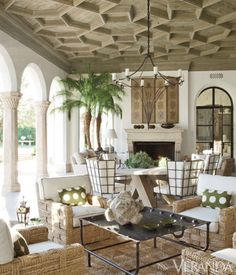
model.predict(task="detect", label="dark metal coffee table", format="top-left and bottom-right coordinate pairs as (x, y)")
top-left (80, 207), bottom-right (210, 275)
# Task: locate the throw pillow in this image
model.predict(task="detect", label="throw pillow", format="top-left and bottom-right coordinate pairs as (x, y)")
top-left (11, 229), bottom-right (29, 257)
top-left (202, 189), bottom-right (232, 209)
top-left (0, 219), bottom-right (14, 264)
top-left (58, 186), bottom-right (87, 206)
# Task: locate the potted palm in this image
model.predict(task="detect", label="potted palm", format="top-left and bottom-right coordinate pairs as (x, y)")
top-left (93, 73), bottom-right (124, 151)
top-left (53, 71), bottom-right (124, 150)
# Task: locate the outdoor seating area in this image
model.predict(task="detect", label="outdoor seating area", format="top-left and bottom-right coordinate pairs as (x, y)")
top-left (1, 0), bottom-right (236, 274)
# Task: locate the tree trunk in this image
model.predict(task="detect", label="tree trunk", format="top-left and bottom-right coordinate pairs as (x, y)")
top-left (84, 111), bottom-right (92, 149)
top-left (96, 112), bottom-right (102, 151)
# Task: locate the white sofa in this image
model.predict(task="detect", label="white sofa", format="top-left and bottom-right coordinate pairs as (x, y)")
top-left (38, 175), bottom-right (112, 244)
top-left (173, 174), bottom-right (236, 251)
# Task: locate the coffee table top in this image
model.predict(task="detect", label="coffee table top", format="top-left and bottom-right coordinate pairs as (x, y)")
top-left (81, 207), bottom-right (210, 242)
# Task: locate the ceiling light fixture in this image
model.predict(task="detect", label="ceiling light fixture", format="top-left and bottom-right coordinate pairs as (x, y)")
top-left (111, 0), bottom-right (184, 128)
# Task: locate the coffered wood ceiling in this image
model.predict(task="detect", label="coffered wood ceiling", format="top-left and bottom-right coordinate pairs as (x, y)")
top-left (1, 0), bottom-right (236, 73)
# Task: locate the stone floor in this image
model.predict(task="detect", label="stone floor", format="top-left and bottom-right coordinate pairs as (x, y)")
top-left (84, 237), bottom-right (182, 275)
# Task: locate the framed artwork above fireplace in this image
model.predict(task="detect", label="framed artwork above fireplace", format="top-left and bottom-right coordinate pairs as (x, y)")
top-left (131, 77), bottom-right (179, 125)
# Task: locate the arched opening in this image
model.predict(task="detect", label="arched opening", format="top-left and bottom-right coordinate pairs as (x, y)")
top-left (18, 63), bottom-right (47, 217)
top-left (0, 44), bottom-right (17, 220)
top-left (196, 86), bottom-right (233, 157)
top-left (48, 77), bottom-right (69, 173)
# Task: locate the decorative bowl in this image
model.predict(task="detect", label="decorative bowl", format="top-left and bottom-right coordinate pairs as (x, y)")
top-left (143, 223), bottom-right (158, 231)
top-left (161, 217), bottom-right (177, 227)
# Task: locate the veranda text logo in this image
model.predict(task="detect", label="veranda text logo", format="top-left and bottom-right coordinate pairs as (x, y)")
top-left (172, 259), bottom-right (233, 274)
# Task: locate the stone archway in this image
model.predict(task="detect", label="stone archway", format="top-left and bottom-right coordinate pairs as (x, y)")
top-left (21, 63), bottom-right (49, 179)
top-left (48, 76), bottom-right (70, 173)
top-left (0, 44), bottom-right (20, 193)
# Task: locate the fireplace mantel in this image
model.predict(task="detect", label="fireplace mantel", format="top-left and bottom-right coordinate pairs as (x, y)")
top-left (125, 127), bottom-right (184, 160)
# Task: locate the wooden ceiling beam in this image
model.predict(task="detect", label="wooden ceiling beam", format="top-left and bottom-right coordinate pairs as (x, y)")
top-left (202, 0), bottom-right (221, 8)
top-left (4, 0), bottom-right (15, 10)
top-left (52, 0), bottom-right (73, 5)
top-left (150, 7), bottom-right (169, 20)
top-left (7, 6), bottom-right (33, 17)
top-left (62, 14), bottom-right (90, 30)
top-left (76, 2), bottom-right (99, 13)
top-left (217, 11), bottom-right (236, 25)
top-left (181, 0), bottom-right (203, 8)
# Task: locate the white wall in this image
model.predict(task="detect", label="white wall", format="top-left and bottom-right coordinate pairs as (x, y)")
top-left (114, 70), bottom-right (236, 159)
top-left (188, 71), bottom-right (236, 158)
top-left (114, 70), bottom-right (189, 155)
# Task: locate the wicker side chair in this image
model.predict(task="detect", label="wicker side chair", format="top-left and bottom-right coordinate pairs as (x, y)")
top-left (153, 160), bottom-right (204, 204)
top-left (173, 174), bottom-right (236, 251)
top-left (0, 226), bottom-right (84, 275)
top-left (38, 175), bottom-right (114, 245)
top-left (182, 233), bottom-right (236, 275)
top-left (86, 158), bottom-right (126, 198)
top-left (203, 153), bottom-right (221, 175)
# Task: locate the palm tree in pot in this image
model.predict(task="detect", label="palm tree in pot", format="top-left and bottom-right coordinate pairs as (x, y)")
top-left (94, 73), bottom-right (124, 151)
top-left (53, 72), bottom-right (124, 150)
top-left (54, 72), bottom-right (98, 149)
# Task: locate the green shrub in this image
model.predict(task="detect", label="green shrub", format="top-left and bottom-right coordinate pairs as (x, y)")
top-left (125, 151), bottom-right (155, 168)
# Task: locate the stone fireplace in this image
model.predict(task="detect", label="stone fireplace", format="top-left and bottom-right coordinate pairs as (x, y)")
top-left (125, 127), bottom-right (184, 160)
top-left (133, 141), bottom-right (175, 160)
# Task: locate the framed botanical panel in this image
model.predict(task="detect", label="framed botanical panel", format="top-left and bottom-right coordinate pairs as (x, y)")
top-left (131, 77), bottom-right (179, 125)
top-left (156, 77), bottom-right (179, 124)
top-left (131, 80), bottom-right (143, 124)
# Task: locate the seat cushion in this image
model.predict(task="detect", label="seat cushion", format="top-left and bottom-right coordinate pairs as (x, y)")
top-left (0, 219), bottom-right (14, 264)
top-left (211, 248), bottom-right (236, 264)
top-left (180, 206), bottom-right (220, 232)
top-left (72, 204), bottom-right (105, 227)
top-left (29, 241), bottom-right (63, 254)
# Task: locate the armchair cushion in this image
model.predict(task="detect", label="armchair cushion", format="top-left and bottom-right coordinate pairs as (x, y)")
top-left (72, 204), bottom-right (105, 227)
top-left (0, 219), bottom-right (14, 264)
top-left (29, 241), bottom-right (63, 254)
top-left (58, 186), bottom-right (87, 206)
top-left (202, 189), bottom-right (232, 209)
top-left (180, 206), bottom-right (220, 232)
top-left (211, 248), bottom-right (236, 264)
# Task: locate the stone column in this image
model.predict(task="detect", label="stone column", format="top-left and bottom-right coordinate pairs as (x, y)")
top-left (34, 101), bottom-right (50, 179)
top-left (0, 92), bottom-right (22, 192)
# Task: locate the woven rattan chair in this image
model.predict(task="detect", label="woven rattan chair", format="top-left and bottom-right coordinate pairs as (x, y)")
top-left (154, 160), bottom-right (204, 201)
top-left (173, 174), bottom-right (236, 251)
top-left (38, 175), bottom-right (113, 245)
top-left (86, 158), bottom-right (127, 198)
top-left (0, 226), bottom-right (84, 275)
top-left (182, 232), bottom-right (236, 275)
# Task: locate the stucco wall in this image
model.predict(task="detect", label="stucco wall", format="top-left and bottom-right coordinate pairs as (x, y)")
top-left (115, 70), bottom-right (236, 159)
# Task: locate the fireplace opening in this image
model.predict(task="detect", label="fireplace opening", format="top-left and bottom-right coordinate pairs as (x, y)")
top-left (133, 142), bottom-right (175, 160)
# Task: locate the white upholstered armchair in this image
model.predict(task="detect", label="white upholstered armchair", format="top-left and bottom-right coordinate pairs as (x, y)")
top-left (173, 174), bottom-right (236, 251)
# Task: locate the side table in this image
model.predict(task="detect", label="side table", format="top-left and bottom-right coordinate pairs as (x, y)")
top-left (16, 206), bottom-right (30, 225)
